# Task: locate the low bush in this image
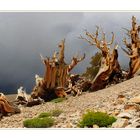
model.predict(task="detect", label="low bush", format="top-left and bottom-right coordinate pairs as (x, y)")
top-left (38, 112), bottom-right (52, 118)
top-left (23, 109), bottom-right (63, 128)
top-left (78, 111), bottom-right (116, 128)
top-left (23, 117), bottom-right (54, 128)
top-left (38, 109), bottom-right (62, 118)
top-left (50, 98), bottom-right (66, 103)
top-left (51, 109), bottom-right (63, 117)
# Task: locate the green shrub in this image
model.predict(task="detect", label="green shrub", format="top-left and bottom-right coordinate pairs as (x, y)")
top-left (38, 109), bottom-right (62, 118)
top-left (23, 109), bottom-right (63, 128)
top-left (51, 109), bottom-right (63, 117)
top-left (38, 112), bottom-right (52, 118)
top-left (23, 117), bottom-right (54, 128)
top-left (78, 111), bottom-right (116, 128)
top-left (50, 98), bottom-right (66, 103)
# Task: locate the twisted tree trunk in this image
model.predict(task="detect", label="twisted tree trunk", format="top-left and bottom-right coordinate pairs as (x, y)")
top-left (122, 16), bottom-right (140, 78)
top-left (31, 39), bottom-right (85, 101)
top-left (80, 27), bottom-right (122, 91)
top-left (0, 93), bottom-right (20, 117)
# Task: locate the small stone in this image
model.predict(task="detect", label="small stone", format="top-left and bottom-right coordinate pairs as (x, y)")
top-left (130, 95), bottom-right (140, 104)
top-left (126, 122), bottom-right (140, 128)
top-left (117, 112), bottom-right (132, 119)
top-left (117, 95), bottom-right (127, 104)
top-left (124, 104), bottom-right (140, 112)
top-left (111, 110), bottom-right (120, 116)
top-left (125, 125), bottom-right (133, 128)
top-left (117, 95), bottom-right (125, 99)
top-left (133, 118), bottom-right (140, 123)
top-left (93, 124), bottom-right (99, 128)
top-left (66, 122), bottom-right (73, 128)
top-left (98, 109), bottom-right (107, 113)
top-left (112, 118), bottom-right (129, 128)
top-left (59, 114), bottom-right (67, 121)
top-left (70, 111), bottom-right (80, 117)
top-left (112, 101), bottom-right (117, 106)
top-left (116, 105), bottom-right (124, 110)
top-left (126, 110), bottom-right (139, 117)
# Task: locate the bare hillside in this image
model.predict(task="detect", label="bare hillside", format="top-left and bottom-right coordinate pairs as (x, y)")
top-left (1, 76), bottom-right (140, 128)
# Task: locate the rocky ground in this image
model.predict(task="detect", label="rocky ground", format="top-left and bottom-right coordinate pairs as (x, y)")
top-left (1, 76), bottom-right (140, 128)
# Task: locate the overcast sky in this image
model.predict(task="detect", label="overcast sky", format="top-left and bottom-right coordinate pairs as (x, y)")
top-left (0, 12), bottom-right (140, 94)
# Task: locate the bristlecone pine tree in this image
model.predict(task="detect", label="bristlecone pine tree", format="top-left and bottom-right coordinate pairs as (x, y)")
top-left (80, 26), bottom-right (122, 91)
top-left (31, 39), bottom-right (85, 101)
top-left (121, 16), bottom-right (140, 78)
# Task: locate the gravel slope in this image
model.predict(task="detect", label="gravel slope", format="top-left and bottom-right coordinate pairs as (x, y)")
top-left (1, 76), bottom-right (140, 128)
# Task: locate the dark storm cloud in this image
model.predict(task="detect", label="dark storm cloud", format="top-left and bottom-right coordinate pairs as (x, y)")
top-left (0, 12), bottom-right (140, 93)
top-left (0, 12), bottom-right (84, 93)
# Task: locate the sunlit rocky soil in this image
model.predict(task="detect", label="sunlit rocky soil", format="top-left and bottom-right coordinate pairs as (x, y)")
top-left (1, 76), bottom-right (140, 128)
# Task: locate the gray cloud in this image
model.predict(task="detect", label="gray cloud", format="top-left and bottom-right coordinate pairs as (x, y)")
top-left (0, 12), bottom-right (140, 93)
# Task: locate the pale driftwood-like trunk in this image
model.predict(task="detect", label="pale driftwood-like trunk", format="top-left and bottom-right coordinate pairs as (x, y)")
top-left (80, 26), bottom-right (122, 91)
top-left (122, 16), bottom-right (140, 78)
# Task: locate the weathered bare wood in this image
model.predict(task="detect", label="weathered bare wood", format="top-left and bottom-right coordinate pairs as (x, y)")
top-left (122, 16), bottom-right (140, 78)
top-left (52, 51), bottom-right (59, 63)
top-left (58, 65), bottom-right (63, 87)
top-left (35, 74), bottom-right (43, 87)
top-left (107, 32), bottom-right (115, 45)
top-left (30, 39), bottom-right (85, 101)
top-left (58, 39), bottom-right (65, 64)
top-left (68, 53), bottom-right (85, 72)
top-left (55, 87), bottom-right (67, 98)
top-left (50, 63), bottom-right (57, 88)
top-left (62, 66), bottom-right (68, 87)
top-left (0, 98), bottom-right (14, 113)
top-left (65, 74), bottom-right (92, 95)
top-left (26, 97), bottom-right (44, 107)
top-left (80, 27), bottom-right (122, 91)
top-left (0, 93), bottom-right (20, 117)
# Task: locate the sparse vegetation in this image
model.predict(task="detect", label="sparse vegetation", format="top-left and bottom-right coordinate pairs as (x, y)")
top-left (50, 97), bottom-right (66, 103)
top-left (38, 112), bottom-right (52, 118)
top-left (78, 111), bottom-right (116, 128)
top-left (51, 109), bottom-right (63, 117)
top-left (23, 117), bottom-right (54, 128)
top-left (23, 109), bottom-right (62, 128)
top-left (82, 52), bottom-right (102, 80)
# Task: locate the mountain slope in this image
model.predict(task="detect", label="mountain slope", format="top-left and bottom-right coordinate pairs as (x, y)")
top-left (1, 76), bottom-right (140, 128)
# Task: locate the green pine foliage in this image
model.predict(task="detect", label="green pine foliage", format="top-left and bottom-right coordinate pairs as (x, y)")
top-left (83, 52), bottom-right (102, 80)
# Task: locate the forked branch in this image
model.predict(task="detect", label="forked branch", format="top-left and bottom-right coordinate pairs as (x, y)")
top-left (68, 53), bottom-right (86, 72)
top-left (107, 32), bottom-right (115, 45)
